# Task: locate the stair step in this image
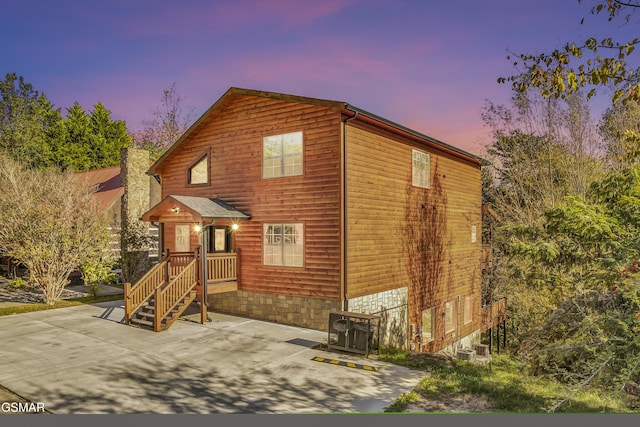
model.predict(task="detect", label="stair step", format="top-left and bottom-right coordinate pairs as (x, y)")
top-left (130, 318), bottom-right (153, 327)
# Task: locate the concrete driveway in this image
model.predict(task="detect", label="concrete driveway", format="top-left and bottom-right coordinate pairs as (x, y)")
top-left (0, 300), bottom-right (424, 414)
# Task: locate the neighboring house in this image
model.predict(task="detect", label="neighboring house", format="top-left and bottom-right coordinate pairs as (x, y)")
top-left (70, 148), bottom-right (161, 284)
top-left (127, 87), bottom-right (492, 354)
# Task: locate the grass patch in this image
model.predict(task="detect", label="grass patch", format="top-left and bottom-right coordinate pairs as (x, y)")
top-left (0, 294), bottom-right (123, 317)
top-left (379, 348), bottom-right (632, 413)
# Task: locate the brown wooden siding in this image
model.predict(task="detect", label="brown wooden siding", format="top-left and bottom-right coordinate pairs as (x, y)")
top-left (345, 120), bottom-right (482, 346)
top-left (156, 93), bottom-right (343, 300)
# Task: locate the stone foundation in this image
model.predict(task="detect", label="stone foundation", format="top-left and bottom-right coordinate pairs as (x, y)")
top-left (347, 287), bottom-right (408, 349)
top-left (208, 291), bottom-right (341, 331)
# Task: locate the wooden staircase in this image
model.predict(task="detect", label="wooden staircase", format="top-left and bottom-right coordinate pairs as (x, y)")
top-left (128, 292), bottom-right (197, 330)
top-left (124, 250), bottom-right (201, 332)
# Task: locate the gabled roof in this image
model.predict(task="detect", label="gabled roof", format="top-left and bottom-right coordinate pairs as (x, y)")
top-left (74, 166), bottom-right (123, 214)
top-left (141, 195), bottom-right (250, 223)
top-left (148, 87), bottom-right (481, 176)
top-left (171, 196), bottom-right (250, 220)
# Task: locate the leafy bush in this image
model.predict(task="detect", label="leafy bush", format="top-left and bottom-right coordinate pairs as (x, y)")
top-left (6, 277), bottom-right (27, 289)
top-left (80, 259), bottom-right (115, 297)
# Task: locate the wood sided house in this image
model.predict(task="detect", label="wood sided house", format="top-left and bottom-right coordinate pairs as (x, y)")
top-left (124, 87), bottom-right (505, 354)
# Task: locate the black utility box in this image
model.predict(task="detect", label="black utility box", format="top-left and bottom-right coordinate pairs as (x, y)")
top-left (327, 311), bottom-right (380, 357)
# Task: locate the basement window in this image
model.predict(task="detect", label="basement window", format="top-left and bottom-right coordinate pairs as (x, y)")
top-left (444, 300), bottom-right (456, 334)
top-left (464, 295), bottom-right (473, 325)
top-left (412, 149), bottom-right (430, 188)
top-left (421, 307), bottom-right (435, 344)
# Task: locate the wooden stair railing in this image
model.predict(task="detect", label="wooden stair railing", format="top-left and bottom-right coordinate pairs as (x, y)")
top-left (154, 258), bottom-right (199, 332)
top-left (124, 257), bottom-right (169, 325)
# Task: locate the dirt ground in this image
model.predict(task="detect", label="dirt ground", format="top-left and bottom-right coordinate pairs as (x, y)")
top-left (405, 394), bottom-right (495, 413)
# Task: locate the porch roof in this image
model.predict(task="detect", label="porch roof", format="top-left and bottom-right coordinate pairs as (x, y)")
top-left (140, 195), bottom-right (250, 223)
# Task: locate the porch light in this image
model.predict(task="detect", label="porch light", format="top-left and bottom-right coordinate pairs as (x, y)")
top-left (194, 224), bottom-right (202, 233)
top-left (231, 223), bottom-right (239, 231)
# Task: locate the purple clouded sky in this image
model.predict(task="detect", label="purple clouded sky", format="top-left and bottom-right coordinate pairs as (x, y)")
top-left (1, 0), bottom-right (635, 155)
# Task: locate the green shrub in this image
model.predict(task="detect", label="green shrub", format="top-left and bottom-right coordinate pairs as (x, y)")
top-left (6, 277), bottom-right (27, 288)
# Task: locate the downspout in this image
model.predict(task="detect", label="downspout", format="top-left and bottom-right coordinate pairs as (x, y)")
top-left (342, 107), bottom-right (359, 311)
top-left (202, 222), bottom-right (212, 322)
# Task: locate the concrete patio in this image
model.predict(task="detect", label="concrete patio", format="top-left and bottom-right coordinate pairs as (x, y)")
top-left (0, 300), bottom-right (424, 414)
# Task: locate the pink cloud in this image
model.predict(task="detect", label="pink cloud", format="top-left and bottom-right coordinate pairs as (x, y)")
top-left (80, 0), bottom-right (358, 39)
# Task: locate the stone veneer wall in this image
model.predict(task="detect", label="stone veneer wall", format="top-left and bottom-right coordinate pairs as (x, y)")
top-left (208, 291), bottom-right (342, 331)
top-left (438, 329), bottom-right (482, 357)
top-left (347, 287), bottom-right (408, 349)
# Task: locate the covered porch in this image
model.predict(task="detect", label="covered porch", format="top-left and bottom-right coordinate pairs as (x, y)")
top-left (125, 195), bottom-right (250, 329)
top-left (141, 194), bottom-right (251, 293)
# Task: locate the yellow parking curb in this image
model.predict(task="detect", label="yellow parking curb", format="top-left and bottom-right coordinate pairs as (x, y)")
top-left (312, 356), bottom-right (379, 372)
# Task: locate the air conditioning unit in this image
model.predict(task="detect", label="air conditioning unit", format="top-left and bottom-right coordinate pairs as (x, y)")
top-left (474, 344), bottom-right (490, 356)
top-left (457, 348), bottom-right (476, 362)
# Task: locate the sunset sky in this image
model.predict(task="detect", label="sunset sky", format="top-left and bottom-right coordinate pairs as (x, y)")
top-left (2, 0), bottom-right (635, 155)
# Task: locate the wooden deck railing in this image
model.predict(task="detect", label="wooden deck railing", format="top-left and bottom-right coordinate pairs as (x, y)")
top-left (124, 258), bottom-right (168, 325)
top-left (168, 252), bottom-right (196, 277)
top-left (154, 258), bottom-right (198, 332)
top-left (481, 297), bottom-right (507, 331)
top-left (207, 253), bottom-right (238, 283)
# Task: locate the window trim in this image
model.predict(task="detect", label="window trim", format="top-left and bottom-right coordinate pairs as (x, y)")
top-left (262, 131), bottom-right (304, 179)
top-left (262, 223), bottom-right (304, 268)
top-left (187, 152), bottom-right (210, 186)
top-left (412, 148), bottom-right (430, 189)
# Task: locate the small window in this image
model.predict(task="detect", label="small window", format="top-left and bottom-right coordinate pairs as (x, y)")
top-left (464, 295), bottom-right (473, 325)
top-left (263, 131), bottom-right (303, 178)
top-left (444, 300), bottom-right (456, 334)
top-left (263, 223), bottom-right (304, 267)
top-left (175, 225), bottom-right (190, 252)
top-left (189, 156), bottom-right (208, 184)
top-left (421, 307), bottom-right (435, 344)
top-left (412, 149), bottom-right (430, 188)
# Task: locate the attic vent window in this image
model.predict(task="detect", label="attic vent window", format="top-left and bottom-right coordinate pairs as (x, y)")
top-left (412, 149), bottom-right (430, 189)
top-left (189, 156), bottom-right (208, 185)
top-left (263, 131), bottom-right (303, 178)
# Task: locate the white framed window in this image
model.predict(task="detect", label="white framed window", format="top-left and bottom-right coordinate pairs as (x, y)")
top-left (464, 295), bottom-right (473, 325)
top-left (263, 131), bottom-right (303, 178)
top-left (412, 149), bottom-right (430, 188)
top-left (444, 300), bottom-right (456, 334)
top-left (263, 223), bottom-right (304, 267)
top-left (189, 156), bottom-right (208, 185)
top-left (421, 307), bottom-right (435, 344)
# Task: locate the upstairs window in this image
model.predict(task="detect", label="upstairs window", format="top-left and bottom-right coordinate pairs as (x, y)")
top-left (412, 149), bottom-right (430, 188)
top-left (189, 156), bottom-right (208, 185)
top-left (263, 131), bottom-right (303, 178)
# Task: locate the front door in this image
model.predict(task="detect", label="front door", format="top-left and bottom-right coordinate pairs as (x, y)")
top-left (209, 226), bottom-right (230, 253)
